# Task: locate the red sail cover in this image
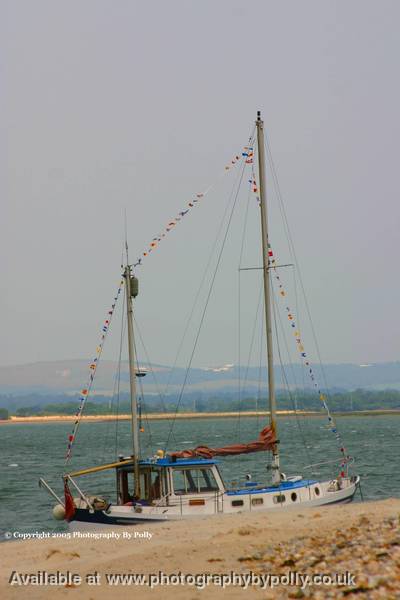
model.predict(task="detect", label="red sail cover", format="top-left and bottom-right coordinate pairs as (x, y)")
top-left (170, 425), bottom-right (276, 459)
top-left (64, 480), bottom-right (76, 521)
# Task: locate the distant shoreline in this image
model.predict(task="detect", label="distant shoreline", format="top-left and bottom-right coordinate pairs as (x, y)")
top-left (1, 408), bottom-right (400, 424)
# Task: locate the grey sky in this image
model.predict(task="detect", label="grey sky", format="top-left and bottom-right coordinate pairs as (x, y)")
top-left (2, 0), bottom-right (400, 369)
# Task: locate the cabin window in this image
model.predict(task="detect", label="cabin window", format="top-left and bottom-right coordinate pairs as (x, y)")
top-left (198, 468), bottom-right (219, 492)
top-left (314, 487), bottom-right (320, 496)
top-left (172, 468), bottom-right (219, 495)
top-left (138, 468), bottom-right (164, 501)
top-left (251, 497), bottom-right (263, 506)
top-left (173, 470), bottom-right (192, 495)
top-left (291, 492), bottom-right (297, 502)
top-left (117, 470), bottom-right (130, 504)
top-left (273, 494), bottom-right (286, 504)
top-left (231, 499), bottom-right (244, 507)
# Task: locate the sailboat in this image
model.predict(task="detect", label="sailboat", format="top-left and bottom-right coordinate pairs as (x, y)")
top-left (39, 112), bottom-right (360, 530)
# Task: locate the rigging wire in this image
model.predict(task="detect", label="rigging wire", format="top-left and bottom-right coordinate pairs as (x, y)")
top-left (98, 286), bottom-right (126, 464)
top-left (263, 133), bottom-right (348, 463)
top-left (123, 127), bottom-right (256, 455)
top-left (163, 156), bottom-right (249, 453)
top-left (269, 267), bottom-right (303, 402)
top-left (271, 277), bottom-right (313, 467)
top-left (64, 276), bottom-right (125, 465)
top-left (237, 177), bottom-right (254, 442)
top-left (114, 285), bottom-right (126, 459)
top-left (263, 134), bottom-right (331, 396)
top-left (133, 335), bottom-right (154, 456)
top-left (256, 294), bottom-right (265, 434)
top-left (133, 315), bottom-right (179, 447)
top-left (160, 131), bottom-right (256, 404)
top-left (291, 265), bottom-right (312, 435)
top-left (100, 351), bottom-right (121, 465)
top-left (234, 278), bottom-right (264, 442)
top-left (292, 266), bottom-right (307, 398)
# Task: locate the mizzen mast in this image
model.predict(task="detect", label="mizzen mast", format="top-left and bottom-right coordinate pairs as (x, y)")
top-left (256, 110), bottom-right (281, 485)
top-left (124, 242), bottom-right (141, 498)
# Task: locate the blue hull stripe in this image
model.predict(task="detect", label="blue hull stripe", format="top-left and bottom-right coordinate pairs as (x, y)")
top-left (226, 479), bottom-right (317, 495)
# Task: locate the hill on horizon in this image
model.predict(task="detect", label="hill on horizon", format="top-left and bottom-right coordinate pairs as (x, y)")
top-left (1, 359), bottom-right (400, 396)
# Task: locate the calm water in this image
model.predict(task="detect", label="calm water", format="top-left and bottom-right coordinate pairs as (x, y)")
top-left (0, 415), bottom-right (398, 539)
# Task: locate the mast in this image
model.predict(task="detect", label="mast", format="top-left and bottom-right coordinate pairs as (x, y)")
top-left (124, 247), bottom-right (141, 498)
top-left (256, 110), bottom-right (281, 485)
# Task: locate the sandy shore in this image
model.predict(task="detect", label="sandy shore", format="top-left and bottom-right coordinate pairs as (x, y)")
top-left (1, 411), bottom-right (308, 424)
top-left (2, 409), bottom-right (400, 424)
top-left (1, 498), bottom-right (399, 599)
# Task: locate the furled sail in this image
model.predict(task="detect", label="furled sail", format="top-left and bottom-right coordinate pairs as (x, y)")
top-left (169, 425), bottom-right (275, 459)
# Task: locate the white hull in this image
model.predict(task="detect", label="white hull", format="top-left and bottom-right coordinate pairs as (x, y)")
top-left (68, 476), bottom-right (359, 532)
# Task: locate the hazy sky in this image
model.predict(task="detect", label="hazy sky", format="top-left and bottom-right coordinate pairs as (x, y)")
top-left (2, 0), bottom-right (400, 369)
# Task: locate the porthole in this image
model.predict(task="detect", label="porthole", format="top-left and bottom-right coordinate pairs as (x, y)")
top-left (291, 492), bottom-right (297, 502)
top-left (273, 494), bottom-right (286, 504)
top-left (251, 497), bottom-right (263, 506)
top-left (231, 499), bottom-right (244, 507)
top-left (315, 487), bottom-right (320, 496)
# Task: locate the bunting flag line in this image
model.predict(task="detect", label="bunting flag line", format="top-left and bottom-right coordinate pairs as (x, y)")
top-left (65, 278), bottom-right (125, 463)
top-left (243, 146), bottom-right (254, 164)
top-left (133, 144), bottom-right (255, 267)
top-left (260, 231), bottom-right (350, 477)
top-left (251, 159), bottom-right (349, 477)
top-left (248, 159), bottom-right (260, 206)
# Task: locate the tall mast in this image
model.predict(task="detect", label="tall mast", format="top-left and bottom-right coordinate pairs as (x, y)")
top-left (256, 110), bottom-right (281, 485)
top-left (124, 244), bottom-right (141, 498)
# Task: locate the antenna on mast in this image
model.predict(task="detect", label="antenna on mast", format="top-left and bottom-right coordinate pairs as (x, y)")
top-left (124, 208), bottom-right (129, 263)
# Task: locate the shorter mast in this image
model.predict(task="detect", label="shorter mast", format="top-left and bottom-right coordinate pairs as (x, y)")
top-left (124, 249), bottom-right (141, 498)
top-left (256, 110), bottom-right (281, 485)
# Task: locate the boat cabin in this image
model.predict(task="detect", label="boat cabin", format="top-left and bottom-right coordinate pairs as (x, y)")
top-left (116, 457), bottom-right (226, 505)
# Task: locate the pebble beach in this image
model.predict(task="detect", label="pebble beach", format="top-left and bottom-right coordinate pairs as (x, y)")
top-left (1, 498), bottom-right (399, 599)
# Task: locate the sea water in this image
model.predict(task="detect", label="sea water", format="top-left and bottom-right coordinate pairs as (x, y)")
top-left (0, 415), bottom-right (398, 540)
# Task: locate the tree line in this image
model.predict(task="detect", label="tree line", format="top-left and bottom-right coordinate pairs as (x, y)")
top-left (1, 387), bottom-right (400, 418)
